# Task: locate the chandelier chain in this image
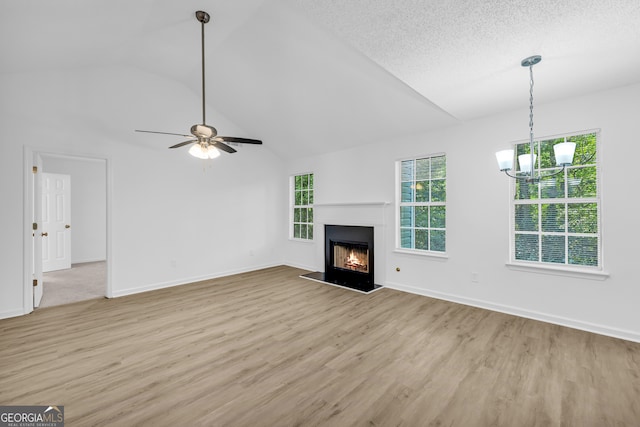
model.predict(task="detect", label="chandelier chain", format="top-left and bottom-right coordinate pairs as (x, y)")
top-left (497, 55), bottom-right (575, 182)
top-left (529, 64), bottom-right (534, 134)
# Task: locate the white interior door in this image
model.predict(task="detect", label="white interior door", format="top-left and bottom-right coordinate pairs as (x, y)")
top-left (42, 173), bottom-right (71, 272)
top-left (33, 156), bottom-right (44, 307)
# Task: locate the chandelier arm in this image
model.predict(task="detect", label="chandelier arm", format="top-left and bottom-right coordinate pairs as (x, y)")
top-left (579, 151), bottom-right (596, 165)
top-left (503, 170), bottom-right (520, 179)
top-left (503, 170), bottom-right (530, 180)
top-left (536, 165), bottom-right (567, 180)
top-left (502, 167), bottom-right (565, 181)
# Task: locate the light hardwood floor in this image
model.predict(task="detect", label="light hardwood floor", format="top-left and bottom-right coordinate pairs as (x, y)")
top-left (1, 266), bottom-right (638, 426)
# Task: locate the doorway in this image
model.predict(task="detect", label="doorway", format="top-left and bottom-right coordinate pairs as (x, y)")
top-left (40, 261), bottom-right (106, 307)
top-left (24, 149), bottom-right (110, 311)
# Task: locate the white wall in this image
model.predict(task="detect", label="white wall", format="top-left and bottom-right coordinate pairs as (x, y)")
top-left (0, 65), bottom-right (286, 317)
top-left (42, 156), bottom-right (107, 264)
top-left (283, 83), bottom-right (640, 342)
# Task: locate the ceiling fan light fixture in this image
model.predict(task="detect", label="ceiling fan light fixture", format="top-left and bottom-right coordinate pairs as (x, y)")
top-left (206, 146), bottom-right (221, 159)
top-left (188, 142), bottom-right (221, 159)
top-left (188, 143), bottom-right (209, 159)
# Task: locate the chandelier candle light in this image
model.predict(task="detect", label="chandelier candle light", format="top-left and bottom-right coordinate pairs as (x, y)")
top-left (496, 55), bottom-right (576, 182)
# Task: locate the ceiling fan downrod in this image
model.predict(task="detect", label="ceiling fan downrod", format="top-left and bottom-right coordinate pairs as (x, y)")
top-left (196, 11), bottom-right (210, 126)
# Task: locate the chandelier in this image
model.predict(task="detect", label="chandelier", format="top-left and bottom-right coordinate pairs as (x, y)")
top-left (495, 55), bottom-right (576, 183)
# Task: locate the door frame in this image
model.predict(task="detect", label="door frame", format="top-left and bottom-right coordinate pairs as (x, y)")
top-left (23, 146), bottom-right (113, 313)
top-left (32, 153), bottom-right (44, 307)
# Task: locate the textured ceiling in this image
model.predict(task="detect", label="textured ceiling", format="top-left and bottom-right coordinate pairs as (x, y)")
top-left (2, 1), bottom-right (640, 159)
top-left (287, 0), bottom-right (640, 119)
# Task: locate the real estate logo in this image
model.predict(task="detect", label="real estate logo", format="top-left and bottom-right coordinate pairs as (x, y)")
top-left (0, 405), bottom-right (64, 427)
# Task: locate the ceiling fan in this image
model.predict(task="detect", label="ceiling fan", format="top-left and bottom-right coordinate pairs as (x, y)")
top-left (135, 10), bottom-right (262, 159)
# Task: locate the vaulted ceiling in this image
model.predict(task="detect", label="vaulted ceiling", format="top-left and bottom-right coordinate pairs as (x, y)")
top-left (2, 1), bottom-right (640, 159)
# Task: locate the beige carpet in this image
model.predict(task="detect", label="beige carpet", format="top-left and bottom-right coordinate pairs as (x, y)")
top-left (39, 261), bottom-right (106, 308)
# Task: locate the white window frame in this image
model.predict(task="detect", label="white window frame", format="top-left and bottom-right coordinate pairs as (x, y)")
top-left (290, 172), bottom-right (314, 241)
top-left (396, 153), bottom-right (447, 256)
top-left (507, 129), bottom-right (603, 273)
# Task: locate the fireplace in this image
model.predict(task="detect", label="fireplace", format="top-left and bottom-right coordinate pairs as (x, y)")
top-left (297, 224), bottom-right (381, 293)
top-left (324, 224), bottom-right (375, 291)
top-left (299, 203), bottom-right (386, 293)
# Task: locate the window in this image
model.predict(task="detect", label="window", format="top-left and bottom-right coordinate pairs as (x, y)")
top-left (511, 131), bottom-right (601, 268)
top-left (398, 154), bottom-right (446, 253)
top-left (291, 173), bottom-right (314, 240)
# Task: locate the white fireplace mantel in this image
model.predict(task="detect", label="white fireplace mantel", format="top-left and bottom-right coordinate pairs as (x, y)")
top-left (312, 201), bottom-right (392, 286)
top-left (314, 202), bottom-right (391, 227)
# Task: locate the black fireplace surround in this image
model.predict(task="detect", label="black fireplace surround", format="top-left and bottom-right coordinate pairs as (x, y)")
top-left (325, 224), bottom-right (374, 288)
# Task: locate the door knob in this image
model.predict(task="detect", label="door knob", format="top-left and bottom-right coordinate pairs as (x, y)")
top-left (41, 232), bottom-right (48, 237)
top-left (65, 224), bottom-right (71, 229)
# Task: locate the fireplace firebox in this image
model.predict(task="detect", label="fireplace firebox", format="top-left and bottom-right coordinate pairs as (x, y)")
top-left (332, 242), bottom-right (369, 274)
top-left (325, 224), bottom-right (374, 289)
top-left (300, 224), bottom-right (381, 293)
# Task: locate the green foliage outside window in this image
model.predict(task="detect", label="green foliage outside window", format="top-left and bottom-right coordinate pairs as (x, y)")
top-left (399, 155), bottom-right (446, 252)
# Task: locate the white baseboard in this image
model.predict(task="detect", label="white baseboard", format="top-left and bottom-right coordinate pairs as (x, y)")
top-left (385, 281), bottom-right (640, 344)
top-left (283, 262), bottom-right (316, 272)
top-left (110, 262), bottom-right (282, 298)
top-left (71, 258), bottom-right (106, 265)
top-left (0, 308), bottom-right (28, 320)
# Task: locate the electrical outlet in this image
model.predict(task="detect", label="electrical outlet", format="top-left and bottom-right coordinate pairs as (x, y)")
top-left (171, 259), bottom-right (177, 268)
top-left (471, 272), bottom-right (479, 283)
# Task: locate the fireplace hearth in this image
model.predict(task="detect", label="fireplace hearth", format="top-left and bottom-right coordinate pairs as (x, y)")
top-left (301, 224), bottom-right (382, 293)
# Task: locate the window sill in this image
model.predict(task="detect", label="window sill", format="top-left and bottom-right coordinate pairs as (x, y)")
top-left (313, 201), bottom-right (391, 207)
top-left (505, 262), bottom-right (609, 281)
top-left (288, 238), bottom-right (315, 244)
top-left (393, 249), bottom-right (449, 260)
